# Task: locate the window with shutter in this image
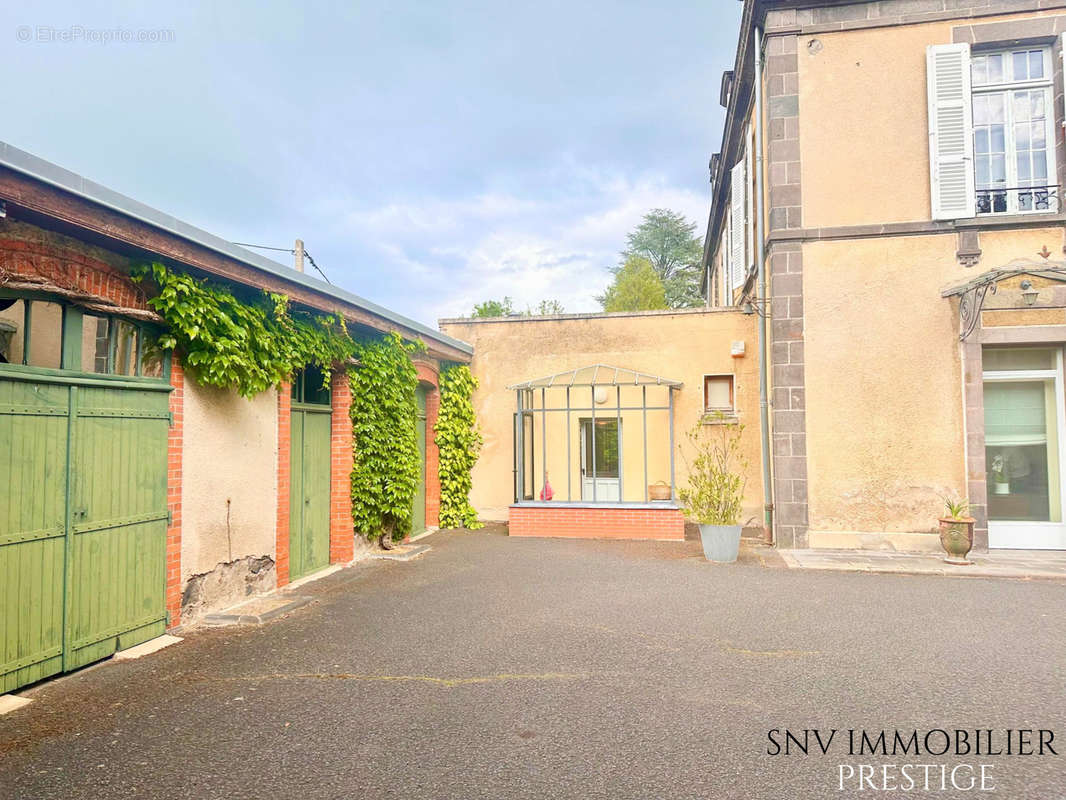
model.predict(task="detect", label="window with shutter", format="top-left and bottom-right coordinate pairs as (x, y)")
top-left (730, 155), bottom-right (746, 288)
top-left (927, 43), bottom-right (976, 220)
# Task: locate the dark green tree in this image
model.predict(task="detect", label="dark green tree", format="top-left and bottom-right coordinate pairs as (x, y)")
top-left (620, 209), bottom-right (704, 308)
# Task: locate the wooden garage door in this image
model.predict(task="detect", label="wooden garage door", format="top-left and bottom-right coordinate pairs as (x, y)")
top-left (0, 369), bottom-right (171, 692)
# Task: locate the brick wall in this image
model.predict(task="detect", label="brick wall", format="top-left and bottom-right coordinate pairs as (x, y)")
top-left (276, 381), bottom-right (292, 587)
top-left (0, 230), bottom-right (148, 311)
top-left (509, 505), bottom-right (685, 541)
top-left (166, 361), bottom-right (184, 628)
top-left (330, 372), bottom-right (354, 562)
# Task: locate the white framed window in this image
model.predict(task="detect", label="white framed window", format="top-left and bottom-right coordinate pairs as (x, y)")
top-left (971, 46), bottom-right (1056, 215)
top-left (703, 374), bottom-right (735, 413)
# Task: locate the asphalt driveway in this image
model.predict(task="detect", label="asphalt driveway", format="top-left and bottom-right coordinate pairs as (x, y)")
top-left (1, 528), bottom-right (1064, 799)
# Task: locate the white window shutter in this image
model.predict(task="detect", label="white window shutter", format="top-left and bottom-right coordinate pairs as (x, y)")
top-left (927, 43), bottom-right (975, 220)
top-left (723, 208), bottom-right (733, 298)
top-left (730, 155), bottom-right (747, 288)
top-left (745, 144), bottom-right (755, 274)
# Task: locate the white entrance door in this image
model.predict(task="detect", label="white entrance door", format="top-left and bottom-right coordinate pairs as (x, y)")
top-left (984, 346), bottom-right (1066, 549)
top-left (580, 418), bottom-right (620, 501)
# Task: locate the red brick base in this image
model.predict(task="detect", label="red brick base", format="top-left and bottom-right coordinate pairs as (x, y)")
top-left (508, 505), bottom-right (685, 541)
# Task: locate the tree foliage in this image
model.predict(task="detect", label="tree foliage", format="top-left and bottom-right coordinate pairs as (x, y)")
top-left (620, 209), bottom-right (704, 308)
top-left (436, 364), bottom-right (483, 529)
top-left (532, 299), bottom-right (565, 315)
top-left (600, 256), bottom-right (668, 312)
top-left (133, 262), bottom-right (355, 398)
top-left (348, 332), bottom-right (424, 543)
top-left (471, 297), bottom-right (515, 318)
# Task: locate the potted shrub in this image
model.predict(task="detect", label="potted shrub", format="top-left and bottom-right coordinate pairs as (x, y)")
top-left (938, 496), bottom-right (975, 565)
top-left (679, 414), bottom-right (747, 562)
top-left (990, 454), bottom-right (1010, 495)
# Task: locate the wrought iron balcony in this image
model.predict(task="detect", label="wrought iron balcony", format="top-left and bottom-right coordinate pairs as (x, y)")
top-left (976, 185), bottom-right (1060, 215)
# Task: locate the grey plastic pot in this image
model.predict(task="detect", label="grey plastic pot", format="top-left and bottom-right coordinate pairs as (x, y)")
top-left (698, 524), bottom-right (742, 562)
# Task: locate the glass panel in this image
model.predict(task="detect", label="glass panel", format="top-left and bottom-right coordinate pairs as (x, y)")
top-left (987, 53), bottom-right (1004, 83)
top-left (1013, 51), bottom-right (1029, 80)
top-left (114, 320), bottom-right (138, 376)
top-left (0, 298), bottom-right (24, 364)
top-left (582, 419), bottom-right (619, 479)
top-left (1014, 91), bottom-right (1031, 122)
top-left (984, 347), bottom-right (1055, 371)
top-left (972, 56), bottom-right (988, 86)
top-left (25, 301), bottom-right (63, 369)
top-left (975, 128), bottom-right (989, 154)
top-left (705, 376), bottom-right (733, 410)
top-left (79, 315), bottom-right (110, 373)
top-left (1029, 50), bottom-right (1044, 80)
top-left (985, 379), bottom-right (1060, 523)
top-left (523, 413), bottom-right (534, 500)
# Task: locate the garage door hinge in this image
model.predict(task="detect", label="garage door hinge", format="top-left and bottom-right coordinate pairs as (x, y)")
top-left (168, 411), bottom-right (174, 427)
top-left (167, 509), bottom-right (173, 526)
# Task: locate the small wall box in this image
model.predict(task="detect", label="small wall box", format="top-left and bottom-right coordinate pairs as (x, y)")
top-left (731, 341), bottom-right (746, 358)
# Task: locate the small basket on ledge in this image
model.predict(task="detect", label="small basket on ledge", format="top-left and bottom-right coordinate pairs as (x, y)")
top-left (648, 481), bottom-right (672, 502)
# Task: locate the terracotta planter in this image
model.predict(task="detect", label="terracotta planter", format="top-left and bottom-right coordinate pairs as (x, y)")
top-left (938, 516), bottom-right (975, 565)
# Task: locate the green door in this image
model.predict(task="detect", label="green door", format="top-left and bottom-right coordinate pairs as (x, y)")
top-left (0, 371), bottom-right (170, 692)
top-left (411, 385), bottom-right (427, 536)
top-left (289, 404), bottom-right (332, 581)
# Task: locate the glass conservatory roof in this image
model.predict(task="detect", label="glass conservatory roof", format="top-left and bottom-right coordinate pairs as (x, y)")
top-left (508, 364), bottom-right (683, 390)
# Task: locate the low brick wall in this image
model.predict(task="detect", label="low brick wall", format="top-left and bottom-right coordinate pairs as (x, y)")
top-left (509, 504), bottom-right (685, 541)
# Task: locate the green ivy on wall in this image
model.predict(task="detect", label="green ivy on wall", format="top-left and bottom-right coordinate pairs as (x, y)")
top-left (436, 364), bottom-right (483, 529)
top-left (348, 332), bottom-right (425, 542)
top-left (133, 262), bottom-right (355, 398)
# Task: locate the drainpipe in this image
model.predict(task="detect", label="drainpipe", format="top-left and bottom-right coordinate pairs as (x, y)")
top-left (754, 25), bottom-right (774, 543)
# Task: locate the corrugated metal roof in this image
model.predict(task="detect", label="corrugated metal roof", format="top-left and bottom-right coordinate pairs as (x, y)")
top-left (0, 140), bottom-right (472, 355)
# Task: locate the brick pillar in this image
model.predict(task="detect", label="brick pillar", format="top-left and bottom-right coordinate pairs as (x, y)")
top-left (330, 372), bottom-right (355, 562)
top-left (165, 360), bottom-right (184, 628)
top-left (276, 382), bottom-right (292, 587)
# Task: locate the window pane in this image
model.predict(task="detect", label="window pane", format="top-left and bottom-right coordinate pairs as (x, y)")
top-left (79, 315), bottom-right (109, 373)
top-left (990, 126), bottom-right (1005, 153)
top-left (1015, 123), bottom-right (1031, 150)
top-left (705, 376), bottom-right (733, 410)
top-left (1031, 91), bottom-right (1045, 120)
top-left (1017, 153), bottom-right (1031, 181)
top-left (991, 154), bottom-right (1006, 184)
top-left (972, 56), bottom-right (988, 86)
top-left (1029, 50), bottom-right (1043, 79)
top-left (1034, 154), bottom-right (1048, 180)
top-left (1013, 51), bottom-right (1028, 80)
top-left (987, 54), bottom-right (1004, 83)
top-left (1013, 91), bottom-right (1031, 122)
top-left (113, 321), bottom-right (138, 376)
top-left (973, 94), bottom-right (988, 124)
top-left (988, 94), bottom-right (1005, 123)
top-left (1032, 121), bottom-right (1046, 150)
top-left (0, 298), bottom-right (24, 365)
top-left (25, 301), bottom-right (63, 369)
top-left (975, 128), bottom-right (989, 154)
top-left (985, 380), bottom-right (1058, 523)
top-left (984, 347), bottom-right (1055, 371)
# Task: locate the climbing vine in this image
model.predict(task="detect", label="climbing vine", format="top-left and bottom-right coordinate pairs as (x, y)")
top-left (348, 332), bottom-right (425, 543)
top-left (435, 364), bottom-right (483, 529)
top-left (132, 262), bottom-right (355, 398)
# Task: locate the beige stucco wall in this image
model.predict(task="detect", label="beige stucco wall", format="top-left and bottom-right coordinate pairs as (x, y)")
top-left (439, 309), bottom-right (764, 524)
top-left (181, 380), bottom-right (278, 582)
top-left (799, 10), bottom-right (1066, 228)
top-left (802, 226), bottom-right (1062, 534)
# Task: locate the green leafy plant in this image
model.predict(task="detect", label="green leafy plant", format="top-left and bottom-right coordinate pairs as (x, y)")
top-left (132, 262), bottom-right (355, 397)
top-left (941, 496), bottom-right (971, 520)
top-left (348, 332), bottom-right (424, 545)
top-left (678, 413), bottom-right (747, 526)
top-left (435, 364), bottom-right (483, 529)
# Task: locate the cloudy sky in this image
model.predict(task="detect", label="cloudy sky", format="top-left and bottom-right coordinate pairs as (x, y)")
top-left (4, 1), bottom-right (741, 325)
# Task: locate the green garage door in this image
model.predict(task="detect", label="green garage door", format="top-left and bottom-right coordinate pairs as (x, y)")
top-left (289, 368), bottom-right (332, 581)
top-left (0, 369), bottom-right (171, 692)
